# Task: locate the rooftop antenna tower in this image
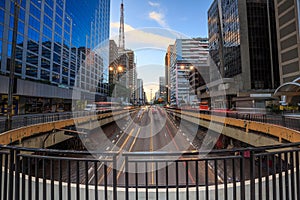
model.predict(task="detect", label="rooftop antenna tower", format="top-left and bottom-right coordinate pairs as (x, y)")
top-left (118, 0), bottom-right (125, 50)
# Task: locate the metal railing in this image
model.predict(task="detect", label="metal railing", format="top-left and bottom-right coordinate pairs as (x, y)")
top-left (0, 146), bottom-right (118, 200)
top-left (169, 108), bottom-right (300, 131)
top-left (1, 108), bottom-right (299, 134)
top-left (0, 112), bottom-right (80, 133)
top-left (0, 143), bottom-right (300, 199)
top-left (0, 109), bottom-right (127, 133)
top-left (226, 112), bottom-right (300, 131)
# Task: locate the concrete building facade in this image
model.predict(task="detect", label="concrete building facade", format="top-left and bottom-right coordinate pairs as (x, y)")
top-left (169, 38), bottom-right (209, 106)
top-left (274, 0), bottom-right (300, 84)
top-left (207, 0), bottom-right (280, 109)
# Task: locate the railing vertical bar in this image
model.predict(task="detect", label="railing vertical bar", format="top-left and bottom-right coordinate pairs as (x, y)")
top-left (28, 157), bottom-right (32, 200)
top-left (284, 152), bottom-right (290, 200)
top-left (67, 160), bottom-right (71, 200)
top-left (250, 150), bottom-right (255, 200)
top-left (296, 151), bottom-right (300, 200)
top-left (145, 162), bottom-right (148, 200)
top-left (205, 160), bottom-right (209, 200)
top-left (59, 160), bottom-right (62, 200)
top-left (186, 161), bottom-right (189, 200)
top-left (258, 155), bottom-right (262, 200)
top-left (94, 161), bottom-right (98, 200)
top-left (125, 156), bottom-right (129, 200)
top-left (14, 150), bottom-right (20, 200)
top-left (8, 149), bottom-right (14, 200)
top-left (240, 153), bottom-right (245, 200)
top-left (3, 153), bottom-right (8, 200)
top-left (113, 155), bottom-right (117, 200)
top-left (49, 159), bottom-right (54, 200)
top-left (76, 161), bottom-right (80, 200)
top-left (0, 154), bottom-right (3, 198)
top-left (224, 159), bottom-right (228, 200)
top-left (272, 154), bottom-right (277, 200)
top-left (21, 156), bottom-right (25, 200)
top-left (166, 162), bottom-right (169, 200)
top-left (290, 151), bottom-right (295, 200)
top-left (214, 160), bottom-right (218, 200)
top-left (278, 153), bottom-right (283, 200)
top-left (266, 155), bottom-right (270, 200)
top-left (176, 161), bottom-right (179, 200)
top-left (35, 157), bottom-right (39, 200)
top-left (156, 162), bottom-right (159, 200)
top-left (232, 158), bottom-right (236, 200)
top-left (135, 162), bottom-right (138, 200)
top-left (85, 161), bottom-right (89, 200)
top-left (284, 152), bottom-right (290, 199)
top-left (195, 160), bottom-right (199, 200)
top-left (104, 162), bottom-right (108, 200)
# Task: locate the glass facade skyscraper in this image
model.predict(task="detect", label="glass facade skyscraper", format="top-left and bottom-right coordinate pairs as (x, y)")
top-left (0, 0), bottom-right (110, 114)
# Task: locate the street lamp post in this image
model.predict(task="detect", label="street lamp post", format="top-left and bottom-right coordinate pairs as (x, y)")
top-left (6, 0), bottom-right (21, 131)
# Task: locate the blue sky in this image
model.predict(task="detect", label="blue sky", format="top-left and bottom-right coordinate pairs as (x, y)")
top-left (110, 0), bottom-right (214, 100)
top-left (68, 0), bottom-right (214, 100)
top-left (110, 0), bottom-right (213, 38)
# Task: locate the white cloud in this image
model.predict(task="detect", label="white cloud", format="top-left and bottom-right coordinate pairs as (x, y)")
top-left (149, 11), bottom-right (168, 28)
top-left (110, 22), bottom-right (135, 33)
top-left (148, 1), bottom-right (160, 7)
top-left (109, 22), bottom-right (189, 51)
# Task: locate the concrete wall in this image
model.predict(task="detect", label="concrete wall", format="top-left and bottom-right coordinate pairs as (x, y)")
top-left (15, 110), bottom-right (131, 148)
top-left (172, 111), bottom-right (281, 147)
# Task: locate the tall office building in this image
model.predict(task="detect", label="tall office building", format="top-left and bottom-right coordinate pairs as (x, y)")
top-left (208, 0), bottom-right (280, 109)
top-left (274, 0), bottom-right (300, 84)
top-left (125, 50), bottom-right (137, 103)
top-left (0, 0), bottom-right (110, 114)
top-left (165, 45), bottom-right (174, 104)
top-left (188, 38), bottom-right (209, 101)
top-left (109, 40), bottom-right (118, 96)
top-left (159, 76), bottom-right (165, 98)
top-left (169, 38), bottom-right (209, 106)
top-left (136, 79), bottom-right (144, 105)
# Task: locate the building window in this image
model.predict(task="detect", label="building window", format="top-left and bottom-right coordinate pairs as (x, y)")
top-left (26, 65), bottom-right (38, 78)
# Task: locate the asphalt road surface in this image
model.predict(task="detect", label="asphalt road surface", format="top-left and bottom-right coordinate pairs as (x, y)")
top-left (82, 106), bottom-right (219, 187)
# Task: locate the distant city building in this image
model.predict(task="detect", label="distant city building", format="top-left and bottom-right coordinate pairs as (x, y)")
top-left (165, 45), bottom-right (174, 104)
top-left (159, 76), bottom-right (166, 98)
top-left (109, 40), bottom-right (119, 89)
top-left (125, 50), bottom-right (137, 103)
top-left (136, 79), bottom-right (144, 105)
top-left (207, 0), bottom-right (280, 109)
top-left (169, 38), bottom-right (209, 106)
top-left (116, 49), bottom-right (136, 103)
top-left (0, 0), bottom-right (110, 114)
top-left (187, 38), bottom-right (209, 101)
top-left (274, 0), bottom-right (300, 84)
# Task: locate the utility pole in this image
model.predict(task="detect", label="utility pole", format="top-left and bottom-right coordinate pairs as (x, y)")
top-left (6, 0), bottom-right (21, 131)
